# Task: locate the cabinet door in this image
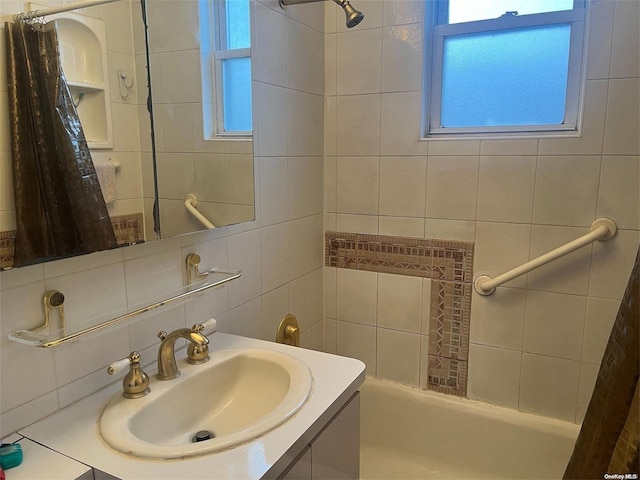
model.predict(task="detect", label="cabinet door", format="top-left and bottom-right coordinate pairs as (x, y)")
top-left (279, 446), bottom-right (312, 480)
top-left (311, 393), bottom-right (360, 480)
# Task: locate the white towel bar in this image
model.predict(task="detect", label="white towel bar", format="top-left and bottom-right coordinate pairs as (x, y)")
top-left (185, 194), bottom-right (216, 229)
top-left (474, 218), bottom-right (617, 296)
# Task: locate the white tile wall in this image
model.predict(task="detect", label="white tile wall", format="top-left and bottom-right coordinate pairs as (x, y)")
top-left (325, 0), bottom-right (640, 424)
top-left (0, 0), bottom-right (325, 438)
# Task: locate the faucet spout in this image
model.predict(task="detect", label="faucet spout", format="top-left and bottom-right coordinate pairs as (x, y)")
top-left (157, 328), bottom-right (209, 380)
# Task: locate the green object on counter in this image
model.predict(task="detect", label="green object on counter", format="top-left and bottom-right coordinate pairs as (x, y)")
top-left (0, 443), bottom-right (23, 470)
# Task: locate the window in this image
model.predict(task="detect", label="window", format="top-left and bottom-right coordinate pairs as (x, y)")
top-left (200, 0), bottom-right (252, 137)
top-left (425, 0), bottom-right (586, 136)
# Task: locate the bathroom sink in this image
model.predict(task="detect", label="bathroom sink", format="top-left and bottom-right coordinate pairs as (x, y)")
top-left (98, 348), bottom-right (312, 459)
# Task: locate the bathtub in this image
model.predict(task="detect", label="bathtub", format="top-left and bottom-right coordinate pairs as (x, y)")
top-left (360, 378), bottom-right (580, 479)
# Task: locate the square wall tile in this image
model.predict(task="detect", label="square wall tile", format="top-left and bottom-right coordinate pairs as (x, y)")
top-left (377, 328), bottom-right (420, 386)
top-left (603, 78), bottom-right (640, 155)
top-left (610, 0), bottom-right (640, 79)
top-left (424, 219), bottom-right (475, 242)
top-left (324, 155), bottom-right (337, 213)
top-left (523, 290), bottom-right (587, 361)
top-left (288, 156), bottom-right (323, 220)
top-left (336, 95), bottom-right (381, 156)
top-left (586, 0), bottom-right (614, 80)
top-left (336, 214), bottom-right (379, 234)
top-left (383, 0), bottom-right (424, 26)
top-left (255, 83), bottom-right (287, 157)
top-left (254, 3), bottom-right (287, 87)
top-left (379, 216), bottom-right (425, 238)
top-left (337, 28), bottom-right (382, 95)
top-left (259, 156), bottom-right (288, 227)
top-left (377, 272), bottom-right (422, 333)
top-left (476, 156), bottom-right (535, 223)
top-left (381, 24), bottom-right (423, 93)
top-left (287, 90), bottom-right (317, 157)
top-left (289, 269), bottom-right (323, 331)
top-left (325, 34), bottom-right (337, 96)
top-left (379, 156), bottom-right (427, 217)
top-left (532, 156), bottom-right (601, 227)
top-left (261, 223), bottom-right (289, 293)
top-left (286, 19), bottom-right (323, 95)
top-left (467, 344), bottom-right (521, 409)
top-left (228, 230), bottom-right (261, 308)
top-left (324, 267), bottom-right (337, 318)
top-left (589, 229), bottom-right (640, 300)
top-left (597, 156), bottom-right (640, 230)
top-left (470, 286), bottom-right (526, 351)
top-left (336, 156), bottom-right (380, 215)
top-left (380, 92), bottom-right (428, 156)
top-left (337, 320), bottom-right (376, 376)
top-left (289, 215), bottom-right (324, 279)
top-left (426, 156), bottom-right (479, 221)
top-left (520, 353), bottom-right (580, 422)
top-left (324, 318), bottom-right (337, 354)
top-left (582, 297), bottom-right (618, 364)
top-left (336, 268), bottom-right (377, 325)
top-left (260, 285), bottom-right (288, 342)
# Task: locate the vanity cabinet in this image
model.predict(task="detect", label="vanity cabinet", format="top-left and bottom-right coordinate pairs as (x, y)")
top-left (279, 392), bottom-right (360, 480)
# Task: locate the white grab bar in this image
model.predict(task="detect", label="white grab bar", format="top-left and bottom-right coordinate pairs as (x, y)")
top-left (185, 194), bottom-right (215, 230)
top-left (15, 0), bottom-right (119, 20)
top-left (474, 218), bottom-right (617, 296)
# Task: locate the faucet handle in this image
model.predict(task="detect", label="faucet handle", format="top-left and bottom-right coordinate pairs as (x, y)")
top-left (191, 318), bottom-right (217, 335)
top-left (187, 319), bottom-right (215, 365)
top-left (107, 356), bottom-right (131, 375)
top-left (157, 331), bottom-right (167, 341)
top-left (107, 352), bottom-right (151, 399)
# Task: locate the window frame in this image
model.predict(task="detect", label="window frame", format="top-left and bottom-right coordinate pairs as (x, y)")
top-left (424, 0), bottom-right (587, 137)
top-left (211, 0), bottom-right (252, 138)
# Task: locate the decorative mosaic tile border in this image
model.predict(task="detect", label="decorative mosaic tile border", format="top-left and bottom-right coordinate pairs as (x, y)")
top-left (325, 231), bottom-right (474, 397)
top-left (0, 212), bottom-right (145, 270)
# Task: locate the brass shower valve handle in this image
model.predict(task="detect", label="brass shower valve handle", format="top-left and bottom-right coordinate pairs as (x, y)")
top-left (276, 314), bottom-right (301, 347)
top-left (107, 351), bottom-right (151, 399)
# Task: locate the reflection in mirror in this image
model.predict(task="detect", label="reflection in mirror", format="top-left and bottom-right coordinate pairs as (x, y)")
top-left (0, 0), bottom-right (256, 269)
top-left (144, 0), bottom-right (255, 238)
top-left (1, 0), bottom-right (152, 269)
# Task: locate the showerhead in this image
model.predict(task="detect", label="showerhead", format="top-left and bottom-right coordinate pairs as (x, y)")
top-left (335, 0), bottom-right (364, 28)
top-left (279, 0), bottom-right (364, 29)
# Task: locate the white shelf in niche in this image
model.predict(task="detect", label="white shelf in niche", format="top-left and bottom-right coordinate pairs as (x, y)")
top-left (29, 3), bottom-right (114, 149)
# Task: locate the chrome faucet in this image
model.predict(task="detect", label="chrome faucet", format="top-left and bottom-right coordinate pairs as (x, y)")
top-left (156, 328), bottom-right (209, 380)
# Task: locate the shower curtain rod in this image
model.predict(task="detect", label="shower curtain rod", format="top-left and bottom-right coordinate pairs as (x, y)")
top-left (15, 0), bottom-right (119, 21)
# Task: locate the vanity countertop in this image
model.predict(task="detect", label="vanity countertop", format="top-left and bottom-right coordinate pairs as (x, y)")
top-left (19, 333), bottom-right (365, 479)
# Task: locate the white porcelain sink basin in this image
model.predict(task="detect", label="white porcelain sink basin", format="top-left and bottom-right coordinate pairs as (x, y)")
top-left (98, 348), bottom-right (312, 459)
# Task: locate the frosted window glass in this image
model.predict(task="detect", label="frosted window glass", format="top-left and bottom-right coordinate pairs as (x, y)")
top-left (222, 57), bottom-right (252, 131)
top-left (226, 0), bottom-right (250, 49)
top-left (440, 25), bottom-right (571, 128)
top-left (448, 0), bottom-right (574, 24)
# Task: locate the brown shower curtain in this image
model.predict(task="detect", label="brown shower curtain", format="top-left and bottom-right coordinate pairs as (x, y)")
top-left (5, 20), bottom-right (117, 267)
top-left (564, 246), bottom-right (640, 478)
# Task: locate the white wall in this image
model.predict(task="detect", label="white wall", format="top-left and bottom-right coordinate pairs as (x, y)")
top-left (0, 0), bottom-right (325, 437)
top-left (324, 0), bottom-right (640, 423)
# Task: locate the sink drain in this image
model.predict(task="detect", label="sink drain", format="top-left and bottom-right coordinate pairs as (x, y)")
top-left (192, 430), bottom-right (216, 443)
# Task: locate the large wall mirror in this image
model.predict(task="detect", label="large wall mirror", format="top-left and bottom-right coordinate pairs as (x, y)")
top-left (0, 0), bottom-right (255, 269)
